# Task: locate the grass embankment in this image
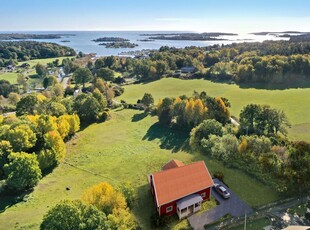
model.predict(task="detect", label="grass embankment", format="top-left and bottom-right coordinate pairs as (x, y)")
top-left (228, 217), bottom-right (271, 230)
top-left (118, 78), bottom-right (310, 142)
top-left (0, 109), bottom-right (280, 229)
top-left (0, 57), bottom-right (73, 84)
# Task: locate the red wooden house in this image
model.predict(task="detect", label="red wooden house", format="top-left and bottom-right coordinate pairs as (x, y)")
top-left (149, 160), bottom-right (214, 219)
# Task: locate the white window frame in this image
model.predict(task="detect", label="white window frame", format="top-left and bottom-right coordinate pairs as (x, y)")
top-left (201, 192), bottom-right (206, 198)
top-left (166, 206), bottom-right (173, 213)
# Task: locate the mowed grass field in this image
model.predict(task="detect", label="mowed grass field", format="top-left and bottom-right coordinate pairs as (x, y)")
top-left (119, 78), bottom-right (310, 142)
top-left (0, 109), bottom-right (280, 229)
top-left (0, 57), bottom-right (73, 84)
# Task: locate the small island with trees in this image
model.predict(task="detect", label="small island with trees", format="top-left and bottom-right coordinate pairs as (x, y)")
top-left (98, 42), bottom-right (138, 48)
top-left (92, 37), bottom-right (138, 48)
top-left (140, 32), bottom-right (237, 41)
top-left (92, 37), bottom-right (129, 42)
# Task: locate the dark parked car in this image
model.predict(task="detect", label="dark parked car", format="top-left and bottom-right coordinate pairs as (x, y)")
top-left (214, 183), bottom-right (230, 199)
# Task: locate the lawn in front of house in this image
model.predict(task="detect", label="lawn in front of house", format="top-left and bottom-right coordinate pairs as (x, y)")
top-left (0, 109), bottom-right (280, 229)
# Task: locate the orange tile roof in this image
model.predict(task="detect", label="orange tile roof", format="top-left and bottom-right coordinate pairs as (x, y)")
top-left (152, 161), bottom-right (214, 206)
top-left (162, 159), bottom-right (184, 170)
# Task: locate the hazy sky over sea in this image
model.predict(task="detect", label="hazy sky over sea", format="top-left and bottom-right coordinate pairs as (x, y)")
top-left (1, 0), bottom-right (310, 33)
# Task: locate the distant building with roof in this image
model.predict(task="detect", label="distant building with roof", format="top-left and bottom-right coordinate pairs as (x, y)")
top-left (148, 160), bottom-right (214, 219)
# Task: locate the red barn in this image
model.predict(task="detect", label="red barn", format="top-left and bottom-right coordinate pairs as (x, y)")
top-left (149, 160), bottom-right (214, 219)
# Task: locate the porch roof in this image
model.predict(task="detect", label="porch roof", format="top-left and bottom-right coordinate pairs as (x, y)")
top-left (177, 194), bottom-right (203, 210)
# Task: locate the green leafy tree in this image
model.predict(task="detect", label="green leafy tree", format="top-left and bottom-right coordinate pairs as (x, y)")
top-left (0, 140), bottom-right (12, 179)
top-left (285, 141), bottom-right (310, 192)
top-left (92, 88), bottom-right (107, 108)
top-left (141, 93), bottom-right (154, 107)
top-left (75, 94), bottom-right (102, 123)
top-left (17, 73), bottom-right (28, 93)
top-left (45, 102), bottom-right (67, 117)
top-left (7, 92), bottom-right (21, 105)
top-left (40, 200), bottom-right (110, 230)
top-left (73, 68), bottom-right (93, 88)
top-left (157, 98), bottom-right (174, 125)
top-left (4, 152), bottom-right (42, 192)
top-left (16, 94), bottom-right (39, 116)
top-left (96, 68), bottom-right (115, 81)
top-left (43, 76), bottom-right (57, 89)
top-left (35, 63), bottom-right (48, 78)
top-left (52, 84), bottom-right (64, 98)
top-left (190, 119), bottom-right (223, 149)
top-left (201, 134), bottom-right (238, 162)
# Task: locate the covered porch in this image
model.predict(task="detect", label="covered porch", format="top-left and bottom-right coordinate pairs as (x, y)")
top-left (176, 194), bottom-right (203, 219)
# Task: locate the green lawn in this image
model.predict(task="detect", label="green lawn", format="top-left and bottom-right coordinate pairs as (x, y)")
top-left (0, 72), bottom-right (20, 84)
top-left (0, 109), bottom-right (280, 229)
top-left (118, 78), bottom-right (310, 142)
top-left (0, 56), bottom-right (73, 84)
top-left (18, 56), bottom-right (73, 68)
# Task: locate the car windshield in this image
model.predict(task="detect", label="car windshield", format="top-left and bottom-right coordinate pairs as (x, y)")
top-left (219, 186), bottom-right (226, 192)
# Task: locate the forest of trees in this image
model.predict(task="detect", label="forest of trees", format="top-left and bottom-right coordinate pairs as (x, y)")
top-left (89, 40), bottom-right (310, 85)
top-left (0, 41), bottom-right (76, 67)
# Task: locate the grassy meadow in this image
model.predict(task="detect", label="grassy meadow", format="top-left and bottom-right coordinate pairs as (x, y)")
top-left (0, 109), bottom-right (280, 229)
top-left (0, 57), bottom-right (73, 84)
top-left (119, 78), bottom-right (310, 142)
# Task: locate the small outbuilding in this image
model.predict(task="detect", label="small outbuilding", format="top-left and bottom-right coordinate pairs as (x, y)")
top-left (149, 160), bottom-right (214, 219)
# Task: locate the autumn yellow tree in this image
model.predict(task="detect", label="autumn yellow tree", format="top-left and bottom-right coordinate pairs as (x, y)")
top-left (7, 124), bottom-right (37, 152)
top-left (56, 116), bottom-right (70, 139)
top-left (37, 131), bottom-right (66, 170)
top-left (185, 98), bottom-right (195, 126)
top-left (82, 182), bottom-right (127, 215)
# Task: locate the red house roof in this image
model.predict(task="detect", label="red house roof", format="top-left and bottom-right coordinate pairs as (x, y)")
top-left (152, 161), bottom-right (214, 207)
top-left (162, 159), bottom-right (184, 170)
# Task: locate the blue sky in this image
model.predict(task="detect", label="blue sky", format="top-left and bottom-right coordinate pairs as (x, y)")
top-left (1, 0), bottom-right (310, 32)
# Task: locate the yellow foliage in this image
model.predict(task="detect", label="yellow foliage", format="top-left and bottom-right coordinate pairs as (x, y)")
top-left (25, 115), bottom-right (40, 126)
top-left (157, 98), bottom-right (163, 108)
top-left (108, 208), bottom-right (138, 230)
top-left (173, 97), bottom-right (182, 105)
top-left (44, 131), bottom-right (66, 161)
top-left (238, 138), bottom-right (248, 154)
top-left (82, 182), bottom-right (127, 215)
top-left (61, 114), bottom-right (80, 135)
top-left (36, 94), bottom-right (47, 102)
top-left (216, 97), bottom-right (227, 112)
top-left (56, 116), bottom-right (70, 139)
top-left (185, 98), bottom-right (195, 119)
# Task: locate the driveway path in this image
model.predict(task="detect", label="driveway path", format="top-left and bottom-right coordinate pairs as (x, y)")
top-left (188, 179), bottom-right (253, 230)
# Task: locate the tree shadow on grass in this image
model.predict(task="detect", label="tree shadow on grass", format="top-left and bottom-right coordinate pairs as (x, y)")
top-left (132, 112), bottom-right (148, 122)
top-left (143, 122), bottom-right (190, 153)
top-left (0, 189), bottom-right (33, 213)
